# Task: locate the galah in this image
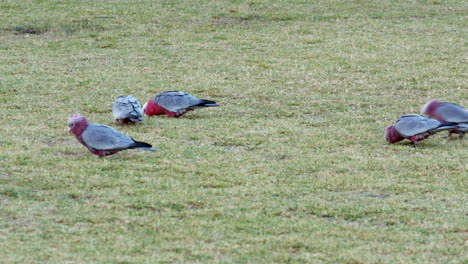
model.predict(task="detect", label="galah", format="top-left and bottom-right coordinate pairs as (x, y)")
top-left (421, 100), bottom-right (468, 138)
top-left (142, 91), bottom-right (219, 118)
top-left (68, 114), bottom-right (156, 157)
top-left (112, 95), bottom-right (144, 124)
top-left (384, 114), bottom-right (460, 147)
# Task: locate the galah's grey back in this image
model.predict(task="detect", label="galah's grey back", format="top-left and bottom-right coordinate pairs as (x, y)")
top-left (82, 123), bottom-right (153, 152)
top-left (155, 91), bottom-right (218, 114)
top-left (394, 115), bottom-right (444, 137)
top-left (112, 95), bottom-right (144, 122)
top-left (435, 103), bottom-right (468, 123)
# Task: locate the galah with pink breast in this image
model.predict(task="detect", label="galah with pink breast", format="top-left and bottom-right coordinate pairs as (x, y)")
top-left (421, 100), bottom-right (468, 138)
top-left (143, 91), bottom-right (219, 118)
top-left (68, 114), bottom-right (156, 157)
top-left (384, 114), bottom-right (460, 147)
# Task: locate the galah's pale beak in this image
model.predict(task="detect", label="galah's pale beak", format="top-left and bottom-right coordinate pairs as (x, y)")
top-left (142, 101), bottom-right (148, 115)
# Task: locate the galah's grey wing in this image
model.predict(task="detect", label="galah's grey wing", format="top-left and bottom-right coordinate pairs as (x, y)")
top-left (82, 123), bottom-right (135, 151)
top-left (437, 103), bottom-right (468, 123)
top-left (126, 96), bottom-right (144, 121)
top-left (155, 91), bottom-right (198, 113)
top-left (395, 115), bottom-right (441, 137)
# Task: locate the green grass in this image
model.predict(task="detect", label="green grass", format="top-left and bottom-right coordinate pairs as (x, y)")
top-left (0, 0), bottom-right (467, 263)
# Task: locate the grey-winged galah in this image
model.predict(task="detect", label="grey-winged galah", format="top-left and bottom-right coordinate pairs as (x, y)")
top-left (112, 95), bottom-right (144, 124)
top-left (68, 114), bottom-right (156, 157)
top-left (384, 114), bottom-right (460, 147)
top-left (421, 100), bottom-right (468, 138)
top-left (142, 91), bottom-right (219, 118)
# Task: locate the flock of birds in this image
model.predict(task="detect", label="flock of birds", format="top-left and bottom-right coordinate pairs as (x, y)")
top-left (68, 91), bottom-right (219, 157)
top-left (67, 94), bottom-right (467, 157)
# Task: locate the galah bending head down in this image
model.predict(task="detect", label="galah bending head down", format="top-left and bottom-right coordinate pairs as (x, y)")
top-left (143, 91), bottom-right (219, 118)
top-left (384, 114), bottom-right (460, 147)
top-left (68, 114), bottom-right (156, 157)
top-left (421, 100), bottom-right (468, 138)
top-left (112, 95), bottom-right (144, 125)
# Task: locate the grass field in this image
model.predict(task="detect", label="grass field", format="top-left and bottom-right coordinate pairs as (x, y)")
top-left (0, 0), bottom-right (467, 263)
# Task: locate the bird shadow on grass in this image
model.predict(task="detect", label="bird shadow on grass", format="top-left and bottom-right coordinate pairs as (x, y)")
top-left (389, 140), bottom-right (454, 149)
top-left (58, 150), bottom-right (158, 159)
top-left (58, 151), bottom-right (89, 157)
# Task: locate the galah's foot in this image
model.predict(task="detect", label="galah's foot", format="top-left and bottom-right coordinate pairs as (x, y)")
top-left (443, 133), bottom-right (464, 139)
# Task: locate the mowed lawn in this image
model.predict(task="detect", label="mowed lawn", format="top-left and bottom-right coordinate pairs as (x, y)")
top-left (0, 0), bottom-right (467, 263)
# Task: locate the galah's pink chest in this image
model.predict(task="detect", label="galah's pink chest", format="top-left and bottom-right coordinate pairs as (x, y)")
top-left (93, 150), bottom-right (118, 157)
top-left (151, 103), bottom-right (186, 117)
top-left (148, 103), bottom-right (167, 115)
top-left (71, 122), bottom-right (89, 148)
top-left (409, 134), bottom-right (429, 142)
top-left (75, 135), bottom-right (87, 147)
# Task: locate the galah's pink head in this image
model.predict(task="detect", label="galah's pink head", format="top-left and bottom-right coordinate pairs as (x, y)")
top-left (384, 125), bottom-right (405, 143)
top-left (68, 114), bottom-right (88, 136)
top-left (421, 100), bottom-right (440, 118)
top-left (142, 99), bottom-right (166, 116)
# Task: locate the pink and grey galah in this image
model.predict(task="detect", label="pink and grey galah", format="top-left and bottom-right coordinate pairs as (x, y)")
top-left (112, 95), bottom-right (143, 124)
top-left (384, 114), bottom-right (460, 147)
top-left (112, 95), bottom-right (144, 125)
top-left (68, 114), bottom-right (156, 157)
top-left (421, 100), bottom-right (468, 138)
top-left (142, 91), bottom-right (219, 118)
